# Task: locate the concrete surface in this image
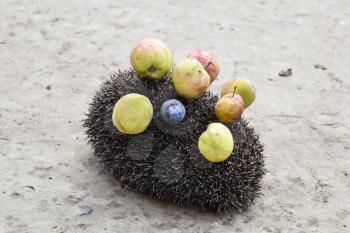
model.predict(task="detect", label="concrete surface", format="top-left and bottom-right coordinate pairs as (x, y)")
top-left (1, 0), bottom-right (349, 232)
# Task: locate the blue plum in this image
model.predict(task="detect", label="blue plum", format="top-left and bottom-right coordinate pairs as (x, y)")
top-left (160, 99), bottom-right (186, 125)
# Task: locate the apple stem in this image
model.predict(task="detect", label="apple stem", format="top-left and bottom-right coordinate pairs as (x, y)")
top-left (205, 61), bottom-right (212, 69)
top-left (233, 86), bottom-right (237, 96)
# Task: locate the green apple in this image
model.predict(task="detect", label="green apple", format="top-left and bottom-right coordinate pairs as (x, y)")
top-left (171, 58), bottom-right (210, 99)
top-left (198, 123), bottom-right (234, 162)
top-left (130, 38), bottom-right (172, 80)
top-left (112, 93), bottom-right (153, 134)
top-left (215, 93), bottom-right (244, 123)
top-left (221, 79), bottom-right (256, 108)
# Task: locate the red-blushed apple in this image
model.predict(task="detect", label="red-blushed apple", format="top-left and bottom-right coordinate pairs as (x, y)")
top-left (187, 49), bottom-right (220, 83)
top-left (130, 38), bottom-right (172, 80)
top-left (171, 58), bottom-right (210, 99)
top-left (215, 93), bottom-right (244, 123)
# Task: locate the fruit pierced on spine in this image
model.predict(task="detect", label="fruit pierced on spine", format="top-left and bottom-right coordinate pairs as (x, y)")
top-left (112, 93), bottom-right (153, 134)
top-left (130, 38), bottom-right (172, 80)
top-left (221, 79), bottom-right (256, 108)
top-left (187, 49), bottom-right (220, 83)
top-left (171, 58), bottom-right (210, 99)
top-left (215, 93), bottom-right (244, 123)
top-left (160, 99), bottom-right (186, 125)
top-left (198, 123), bottom-right (234, 162)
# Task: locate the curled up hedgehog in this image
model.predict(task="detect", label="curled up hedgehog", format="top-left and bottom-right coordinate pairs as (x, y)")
top-left (83, 38), bottom-right (265, 213)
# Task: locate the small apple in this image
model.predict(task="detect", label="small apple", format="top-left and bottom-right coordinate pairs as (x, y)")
top-left (221, 79), bottom-right (256, 108)
top-left (198, 123), bottom-right (234, 162)
top-left (215, 92), bottom-right (244, 123)
top-left (171, 58), bottom-right (210, 99)
top-left (112, 93), bottom-right (153, 134)
top-left (130, 38), bottom-right (172, 80)
top-left (187, 49), bottom-right (220, 83)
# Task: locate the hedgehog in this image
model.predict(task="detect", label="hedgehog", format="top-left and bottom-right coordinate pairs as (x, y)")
top-left (83, 69), bottom-right (265, 213)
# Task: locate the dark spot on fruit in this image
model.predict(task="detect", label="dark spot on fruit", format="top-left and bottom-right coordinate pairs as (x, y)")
top-left (148, 66), bottom-right (156, 73)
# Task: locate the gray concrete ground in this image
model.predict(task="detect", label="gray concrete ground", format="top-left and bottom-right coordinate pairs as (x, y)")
top-left (1, 0), bottom-right (350, 232)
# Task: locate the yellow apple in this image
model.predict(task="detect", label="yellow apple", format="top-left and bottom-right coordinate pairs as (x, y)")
top-left (112, 93), bottom-right (153, 134)
top-left (198, 123), bottom-right (234, 162)
top-left (221, 79), bottom-right (256, 108)
top-left (171, 58), bottom-right (210, 99)
top-left (130, 38), bottom-right (172, 80)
